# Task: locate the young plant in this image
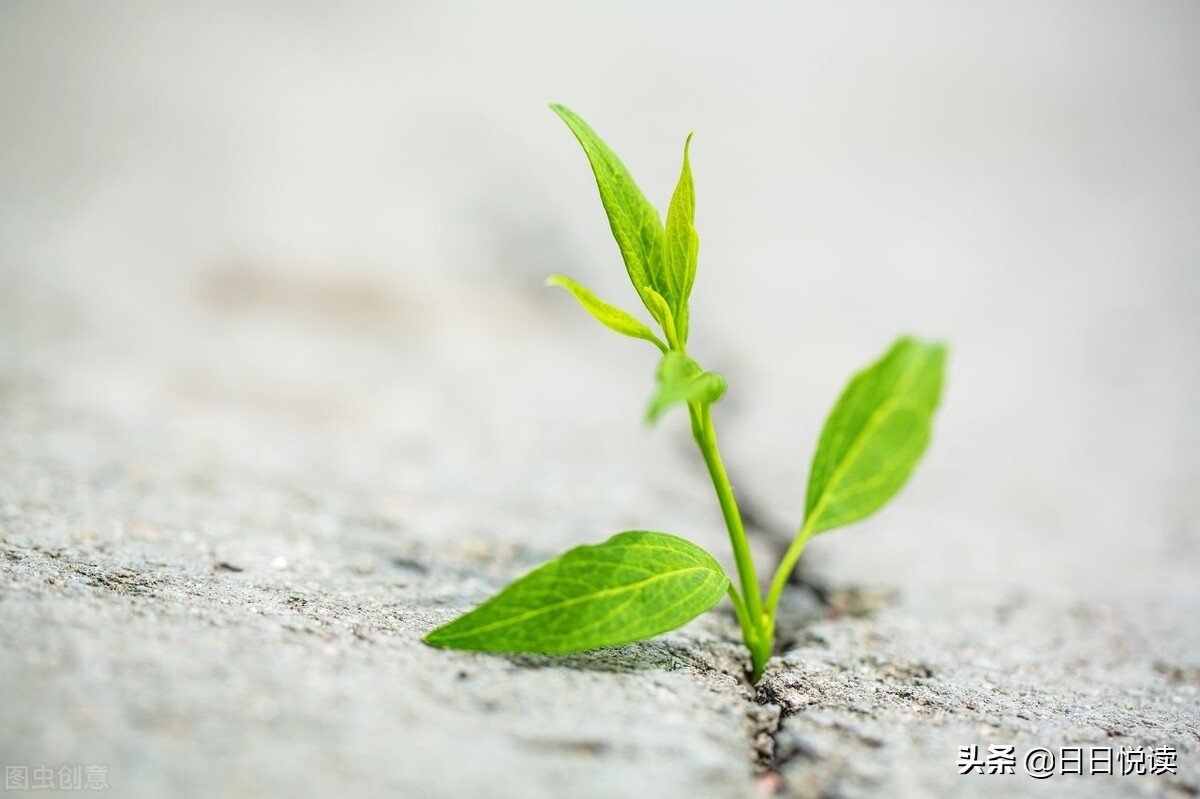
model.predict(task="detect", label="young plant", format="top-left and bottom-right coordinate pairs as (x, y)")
top-left (424, 104), bottom-right (947, 682)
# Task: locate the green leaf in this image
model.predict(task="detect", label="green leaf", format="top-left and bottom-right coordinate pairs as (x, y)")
top-left (549, 104), bottom-right (669, 323)
top-left (803, 337), bottom-right (947, 535)
top-left (641, 286), bottom-right (679, 348)
top-left (545, 275), bottom-right (667, 352)
top-left (664, 132), bottom-right (699, 345)
top-left (647, 351), bottom-right (726, 423)
top-left (423, 531), bottom-right (729, 653)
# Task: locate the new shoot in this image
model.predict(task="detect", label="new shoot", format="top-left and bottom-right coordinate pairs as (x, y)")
top-left (425, 105), bottom-right (947, 682)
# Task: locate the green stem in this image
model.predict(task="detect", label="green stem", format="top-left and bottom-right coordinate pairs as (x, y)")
top-left (726, 583), bottom-right (751, 633)
top-left (765, 520), bottom-right (814, 616)
top-left (688, 401), bottom-right (772, 679)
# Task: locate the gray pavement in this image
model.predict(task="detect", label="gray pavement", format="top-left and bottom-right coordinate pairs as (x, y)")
top-left (2, 3), bottom-right (1198, 797)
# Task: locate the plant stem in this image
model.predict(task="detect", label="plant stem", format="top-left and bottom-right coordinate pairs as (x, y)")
top-left (725, 583), bottom-right (751, 634)
top-left (765, 520), bottom-right (814, 617)
top-left (688, 401), bottom-right (772, 679)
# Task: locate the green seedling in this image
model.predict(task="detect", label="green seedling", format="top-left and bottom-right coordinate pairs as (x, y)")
top-left (425, 104), bottom-right (947, 682)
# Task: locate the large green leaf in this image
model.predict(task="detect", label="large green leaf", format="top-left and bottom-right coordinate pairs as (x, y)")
top-left (549, 104), bottom-right (669, 324)
top-left (423, 531), bottom-right (729, 653)
top-left (545, 275), bottom-right (666, 352)
top-left (647, 351), bottom-right (726, 423)
top-left (664, 132), bottom-right (699, 345)
top-left (803, 337), bottom-right (947, 535)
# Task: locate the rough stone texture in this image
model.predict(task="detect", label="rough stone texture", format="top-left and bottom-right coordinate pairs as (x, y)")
top-left (761, 586), bottom-right (1198, 798)
top-left (2, 3), bottom-right (1198, 798)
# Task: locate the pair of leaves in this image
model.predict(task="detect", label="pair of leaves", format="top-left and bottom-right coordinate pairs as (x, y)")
top-left (423, 531), bottom-right (729, 653)
top-left (547, 104), bottom-right (697, 350)
top-left (425, 338), bottom-right (945, 658)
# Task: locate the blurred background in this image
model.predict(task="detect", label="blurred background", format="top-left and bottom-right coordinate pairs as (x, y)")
top-left (3, 1), bottom-right (1198, 611)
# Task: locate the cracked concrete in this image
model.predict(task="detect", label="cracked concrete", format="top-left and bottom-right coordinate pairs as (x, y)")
top-left (756, 587), bottom-right (1199, 798)
top-left (3, 3), bottom-right (1199, 798)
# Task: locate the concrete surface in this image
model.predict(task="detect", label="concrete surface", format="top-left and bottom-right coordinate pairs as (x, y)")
top-left (2, 2), bottom-right (1198, 798)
